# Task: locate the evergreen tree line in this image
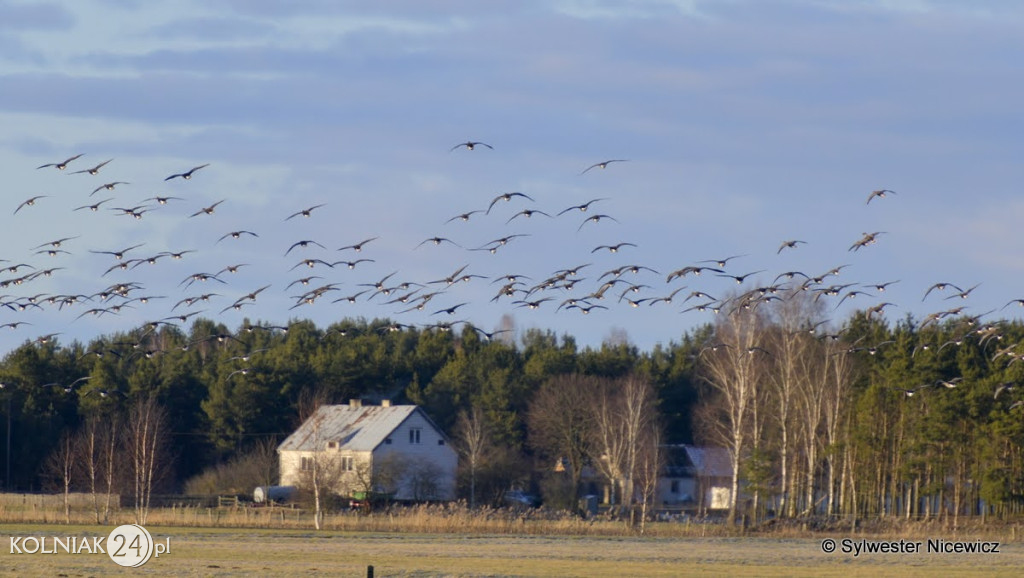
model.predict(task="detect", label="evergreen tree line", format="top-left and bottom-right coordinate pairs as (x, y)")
top-left (2, 299), bottom-right (1024, 524)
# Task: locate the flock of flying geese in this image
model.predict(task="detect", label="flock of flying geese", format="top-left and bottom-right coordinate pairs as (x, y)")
top-left (4, 145), bottom-right (1023, 405)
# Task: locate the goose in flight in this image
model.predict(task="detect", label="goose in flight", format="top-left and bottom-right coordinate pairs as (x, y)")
top-left (416, 236), bottom-right (462, 249)
top-left (285, 204), bottom-right (326, 221)
top-left (290, 258), bottom-right (336, 271)
top-left (338, 237), bottom-right (379, 252)
top-left (432, 302), bottom-right (469, 316)
top-left (34, 236), bottom-right (79, 249)
top-left (74, 198), bottom-right (113, 212)
top-left (446, 210), bottom-right (483, 224)
top-left (866, 189), bottom-right (896, 204)
top-left (165, 163), bottom-right (210, 181)
top-left (450, 141), bottom-right (492, 152)
top-left (592, 242), bottom-right (637, 254)
top-left (506, 209), bottom-right (551, 223)
top-left (513, 297), bottom-right (554, 310)
top-left (868, 280), bottom-right (900, 292)
top-left (666, 266), bottom-right (723, 283)
top-left (945, 283), bottom-right (980, 300)
top-left (37, 154), bottom-right (83, 170)
top-left (332, 258), bottom-right (374, 270)
top-left (189, 199), bottom-right (225, 217)
top-left (160, 249), bottom-right (196, 260)
top-left (332, 289), bottom-right (369, 304)
top-left (581, 159), bottom-right (627, 174)
top-left (922, 282), bottom-right (963, 301)
top-left (285, 239), bottom-right (327, 255)
top-left (557, 198), bottom-right (607, 216)
top-left (91, 181), bottom-right (128, 195)
top-left (700, 255), bottom-right (746, 268)
top-left (778, 240), bottom-right (806, 254)
top-left (577, 214), bottom-right (620, 232)
top-left (14, 196), bottom-right (47, 215)
top-left (217, 263), bottom-right (249, 275)
top-left (217, 230), bottom-right (259, 243)
top-left (43, 376), bottom-right (92, 393)
top-left (486, 192), bottom-right (534, 214)
top-left (69, 159), bottom-right (112, 175)
top-left (142, 196), bottom-right (184, 205)
top-left (849, 231), bottom-right (885, 252)
top-left (717, 270), bottom-right (765, 284)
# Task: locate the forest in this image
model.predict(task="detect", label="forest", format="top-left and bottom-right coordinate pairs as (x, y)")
top-left (3, 289), bottom-right (1024, 525)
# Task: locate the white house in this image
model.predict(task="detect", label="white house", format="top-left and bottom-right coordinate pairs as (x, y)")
top-left (657, 444), bottom-right (733, 514)
top-left (278, 400), bottom-right (457, 501)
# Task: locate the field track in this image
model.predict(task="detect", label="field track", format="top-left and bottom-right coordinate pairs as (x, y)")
top-left (1, 525), bottom-right (1022, 576)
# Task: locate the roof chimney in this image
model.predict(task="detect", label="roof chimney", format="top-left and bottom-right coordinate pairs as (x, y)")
top-left (381, 399), bottom-right (391, 407)
top-left (349, 399), bottom-right (362, 408)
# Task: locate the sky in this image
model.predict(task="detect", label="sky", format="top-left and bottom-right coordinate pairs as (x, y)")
top-left (0, 0), bottom-right (1023, 353)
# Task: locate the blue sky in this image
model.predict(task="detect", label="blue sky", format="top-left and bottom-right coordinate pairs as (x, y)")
top-left (1, 0), bottom-right (1023, 351)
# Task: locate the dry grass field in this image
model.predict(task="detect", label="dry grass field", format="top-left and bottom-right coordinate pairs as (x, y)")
top-left (1, 524), bottom-right (1023, 577)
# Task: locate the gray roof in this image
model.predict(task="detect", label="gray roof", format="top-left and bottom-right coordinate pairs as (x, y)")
top-left (683, 445), bottom-right (733, 478)
top-left (278, 404), bottom-right (420, 452)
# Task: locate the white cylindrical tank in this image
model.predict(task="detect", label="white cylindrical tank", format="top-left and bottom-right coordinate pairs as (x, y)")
top-left (254, 485), bottom-right (296, 504)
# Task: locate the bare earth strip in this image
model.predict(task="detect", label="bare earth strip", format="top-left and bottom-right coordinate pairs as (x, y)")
top-left (0, 526), bottom-right (1022, 577)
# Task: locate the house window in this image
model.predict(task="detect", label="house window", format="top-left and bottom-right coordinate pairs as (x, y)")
top-left (409, 428), bottom-right (421, 444)
top-left (341, 456), bottom-right (354, 471)
top-left (384, 438), bottom-right (392, 445)
top-left (437, 439), bottom-right (445, 446)
top-left (327, 441), bottom-right (338, 450)
top-left (301, 456), bottom-right (313, 472)
top-left (670, 479), bottom-right (680, 494)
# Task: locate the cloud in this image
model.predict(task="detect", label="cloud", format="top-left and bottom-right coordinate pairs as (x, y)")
top-left (0, 1), bottom-right (75, 31)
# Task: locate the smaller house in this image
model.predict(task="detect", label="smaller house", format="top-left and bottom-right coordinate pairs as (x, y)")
top-left (278, 400), bottom-right (457, 501)
top-left (657, 444), bottom-right (733, 514)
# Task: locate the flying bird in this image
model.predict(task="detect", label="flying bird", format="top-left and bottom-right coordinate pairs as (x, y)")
top-left (581, 159), bottom-right (628, 174)
top-left (591, 242), bottom-right (637, 254)
top-left (285, 204), bottom-right (326, 221)
top-left (922, 282), bottom-right (963, 301)
top-left (866, 189), bottom-right (896, 204)
top-left (189, 199), bottom-right (225, 217)
top-left (285, 240), bottom-right (327, 255)
top-left (557, 198), bottom-right (608, 216)
top-left (14, 196), bottom-right (47, 215)
top-left (778, 240), bottom-right (806, 254)
top-left (577, 214), bottom-right (620, 232)
top-left (849, 231), bottom-right (886, 252)
top-left (446, 210), bottom-right (483, 224)
top-left (142, 196), bottom-right (184, 205)
top-left (450, 141), bottom-right (493, 152)
top-left (91, 182), bottom-right (128, 195)
top-left (74, 198), bottom-right (113, 212)
top-left (217, 230), bottom-right (259, 243)
top-left (486, 192), bottom-right (534, 214)
top-left (700, 255), bottom-right (746, 268)
top-left (416, 237), bottom-right (462, 249)
top-left (165, 163), bottom-right (210, 181)
top-left (36, 154), bottom-right (84, 170)
top-left (338, 237), bottom-right (379, 252)
top-left (506, 209), bottom-right (552, 223)
top-left (69, 159), bottom-right (112, 175)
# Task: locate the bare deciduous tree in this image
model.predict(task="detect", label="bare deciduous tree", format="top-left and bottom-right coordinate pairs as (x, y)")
top-left (125, 396), bottom-right (170, 525)
top-left (588, 374), bottom-right (661, 525)
top-left (527, 374), bottom-right (595, 510)
top-left (454, 406), bottom-right (491, 509)
top-left (698, 305), bottom-right (768, 524)
top-left (44, 431), bottom-right (75, 524)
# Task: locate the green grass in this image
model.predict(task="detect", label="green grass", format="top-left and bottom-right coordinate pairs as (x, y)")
top-left (0, 524), bottom-right (1022, 577)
